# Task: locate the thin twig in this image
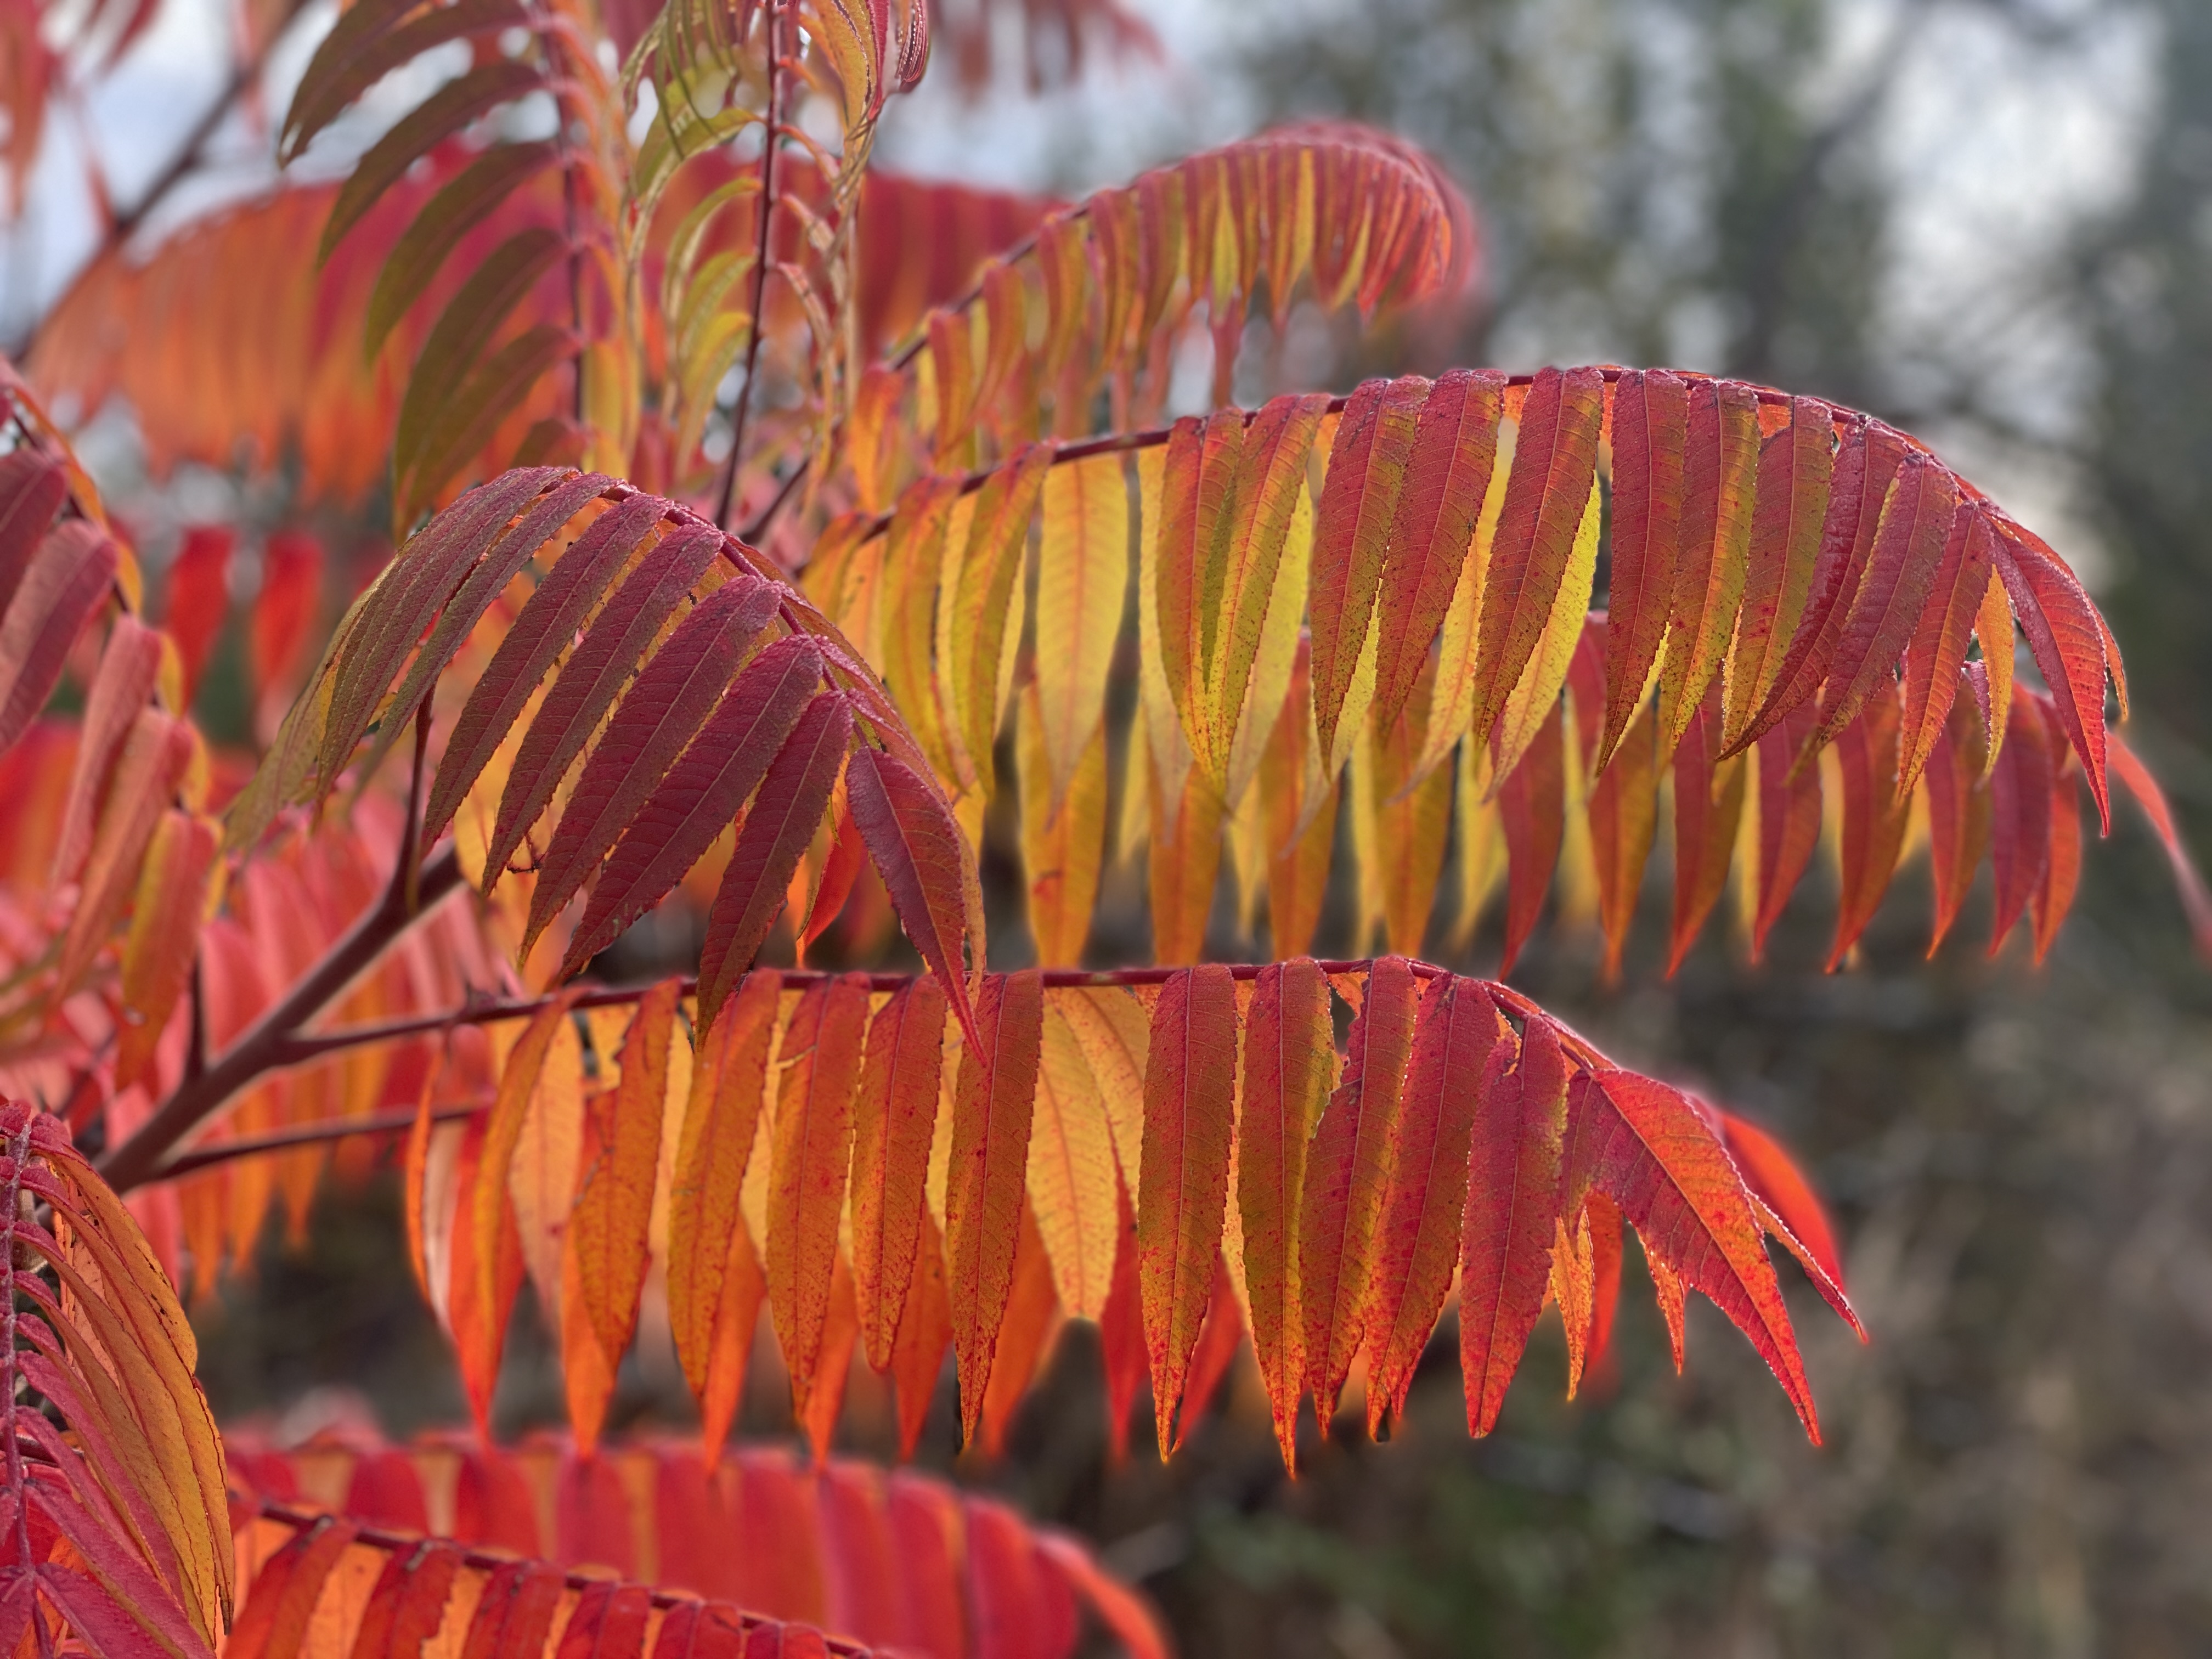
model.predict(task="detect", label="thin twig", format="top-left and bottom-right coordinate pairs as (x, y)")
top-left (714, 0), bottom-right (785, 531)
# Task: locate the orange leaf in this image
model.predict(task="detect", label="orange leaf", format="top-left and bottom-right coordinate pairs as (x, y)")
top-left (114, 811), bottom-right (220, 1092)
top-left (566, 981), bottom-right (679, 1369)
top-left (766, 973), bottom-right (871, 1407)
top-left (850, 974), bottom-right (947, 1370)
top-left (670, 970), bottom-right (781, 1448)
top-left (978, 1202), bottom-right (1060, 1458)
top-left (797, 1257), bottom-right (861, 1466)
top-left (1299, 955), bottom-right (1418, 1425)
top-left (472, 992), bottom-right (579, 1369)
top-left (1136, 963), bottom-right (1238, 1454)
top-left (1235, 957), bottom-right (1331, 1465)
top-left (891, 1209), bottom-right (953, 1462)
top-left (945, 969), bottom-right (1043, 1444)
top-left (1459, 1012), bottom-right (1565, 1436)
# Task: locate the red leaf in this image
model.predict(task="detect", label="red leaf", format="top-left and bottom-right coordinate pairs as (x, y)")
top-left (1497, 698), bottom-right (1565, 975)
top-left (1599, 369), bottom-right (1687, 769)
top-left (1098, 1169), bottom-right (1146, 1462)
top-left (1659, 377), bottom-right (1759, 759)
top-left (1990, 514), bottom-right (2112, 828)
top-left (1366, 974), bottom-right (1505, 1432)
top-left (1175, 1254), bottom-right (1244, 1449)
top-left (1035, 1533), bottom-right (1171, 1659)
top-left (427, 490), bottom-right (667, 839)
top-left (225, 1516), bottom-right (359, 1659)
top-left (1750, 702), bottom-right (1822, 962)
top-left (696, 693), bottom-right (855, 1026)
top-left (847, 746), bottom-right (981, 1048)
top-left (1988, 684), bottom-right (2054, 955)
top-left (1310, 376), bottom-right (1429, 764)
top-left (1468, 365), bottom-right (1606, 751)
top-left (459, 1561), bottom-right (565, 1659)
top-left (1137, 962), bottom-right (1239, 1453)
top-left (324, 467), bottom-right (567, 788)
top-left (1897, 503), bottom-right (1994, 792)
top-left (161, 526), bottom-right (232, 705)
top-left (349, 1541), bottom-right (461, 1659)
top-left (1299, 956), bottom-right (1418, 1425)
top-left (0, 450), bottom-right (67, 620)
top-left (978, 1202), bottom-right (1060, 1458)
top-left (946, 968), bottom-right (1045, 1444)
top-left (1725, 394), bottom-right (1833, 752)
top-left (1827, 684), bottom-right (1911, 969)
top-left (53, 616), bottom-right (163, 887)
top-left (1459, 1011), bottom-right (1565, 1436)
top-left (114, 810), bottom-right (220, 1092)
top-left (528, 574), bottom-right (782, 949)
top-left (1666, 686), bottom-right (1745, 977)
top-left (1235, 957), bottom-right (1333, 1465)
top-left (565, 635), bottom-right (825, 972)
top-left (249, 530), bottom-right (324, 701)
top-left (1565, 1070), bottom-right (1820, 1440)
top-left (1813, 452), bottom-right (1960, 751)
top-left (1373, 368), bottom-right (1506, 744)
top-left (891, 1210), bottom-right (953, 1461)
top-left (1741, 421), bottom-right (1908, 752)
top-left (0, 521), bottom-right (117, 756)
top-left (2032, 755), bottom-right (2082, 964)
top-left (1580, 1192), bottom-right (1626, 1392)
top-left (1924, 687), bottom-right (1991, 955)
top-left (554, 1584), bottom-right (651, 1659)
top-left (487, 517), bottom-right (725, 877)
top-left (1588, 702), bottom-right (1659, 984)
top-left (1716, 1111), bottom-right (1847, 1294)
top-left (2109, 735), bottom-right (2212, 957)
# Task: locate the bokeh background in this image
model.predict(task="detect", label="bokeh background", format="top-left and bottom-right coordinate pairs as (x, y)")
top-left (13, 0), bottom-right (2212, 1651)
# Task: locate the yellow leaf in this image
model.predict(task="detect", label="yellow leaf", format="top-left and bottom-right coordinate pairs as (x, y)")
top-left (1491, 469), bottom-right (1599, 788)
top-left (1035, 452), bottom-right (1129, 814)
top-left (1412, 417), bottom-right (1514, 785)
top-left (1025, 1005), bottom-right (1120, 1319)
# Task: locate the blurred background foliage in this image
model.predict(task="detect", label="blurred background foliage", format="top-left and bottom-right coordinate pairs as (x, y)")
top-left (167, 0), bottom-right (2212, 1651)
